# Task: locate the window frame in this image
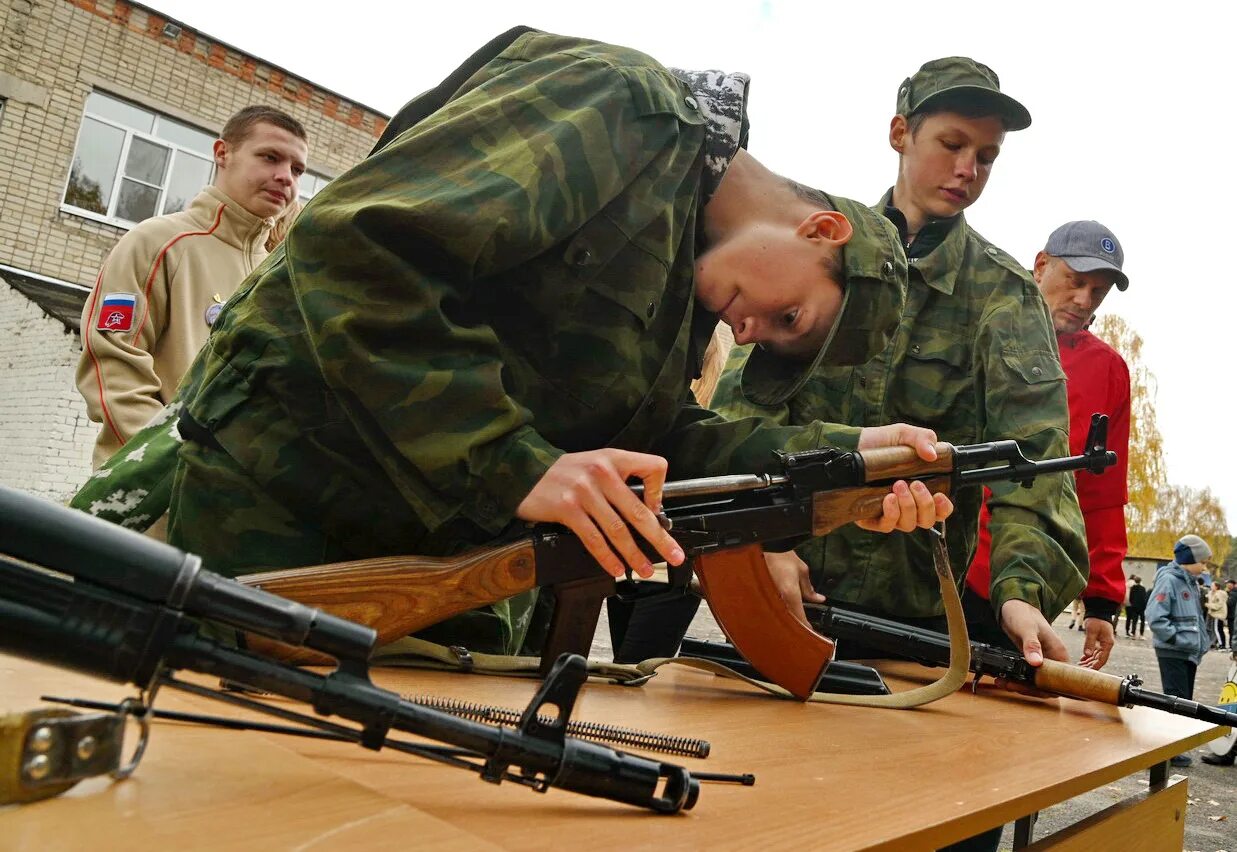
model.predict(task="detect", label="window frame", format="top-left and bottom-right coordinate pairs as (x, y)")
top-left (61, 92), bottom-right (218, 230)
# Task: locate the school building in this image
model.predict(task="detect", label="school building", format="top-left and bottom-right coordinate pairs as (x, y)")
top-left (0, 0), bottom-right (386, 500)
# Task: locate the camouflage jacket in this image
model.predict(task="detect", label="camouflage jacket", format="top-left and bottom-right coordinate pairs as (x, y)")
top-left (713, 201), bottom-right (1088, 620)
top-left (168, 31), bottom-right (906, 588)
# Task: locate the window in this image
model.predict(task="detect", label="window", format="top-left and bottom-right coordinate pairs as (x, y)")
top-left (298, 172), bottom-right (329, 201)
top-left (63, 92), bottom-right (328, 227)
top-left (64, 92), bottom-right (215, 227)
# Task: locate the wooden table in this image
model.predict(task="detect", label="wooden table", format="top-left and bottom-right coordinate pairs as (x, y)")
top-left (0, 653), bottom-right (1223, 850)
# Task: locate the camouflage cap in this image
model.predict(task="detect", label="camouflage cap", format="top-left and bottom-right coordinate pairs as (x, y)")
top-left (740, 195), bottom-right (908, 406)
top-left (897, 56), bottom-right (1031, 131)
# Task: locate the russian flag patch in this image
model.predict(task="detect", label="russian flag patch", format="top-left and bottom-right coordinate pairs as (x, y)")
top-left (97, 294), bottom-right (137, 332)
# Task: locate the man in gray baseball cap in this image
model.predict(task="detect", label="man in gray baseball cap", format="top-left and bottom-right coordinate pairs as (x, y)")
top-left (1027, 220), bottom-right (1131, 668)
top-left (1036, 220), bottom-right (1129, 336)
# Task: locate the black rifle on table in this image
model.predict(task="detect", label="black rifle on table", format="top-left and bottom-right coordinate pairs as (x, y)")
top-left (807, 605), bottom-right (1237, 727)
top-left (0, 485), bottom-right (716, 812)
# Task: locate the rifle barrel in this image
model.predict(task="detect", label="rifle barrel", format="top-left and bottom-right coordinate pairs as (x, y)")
top-left (1125, 685), bottom-right (1237, 727)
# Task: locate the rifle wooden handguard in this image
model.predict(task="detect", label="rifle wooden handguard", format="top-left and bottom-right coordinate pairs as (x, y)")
top-left (810, 475), bottom-right (953, 536)
top-left (693, 543), bottom-right (835, 700)
top-left (857, 443), bottom-right (954, 481)
top-left (1027, 659), bottom-right (1125, 704)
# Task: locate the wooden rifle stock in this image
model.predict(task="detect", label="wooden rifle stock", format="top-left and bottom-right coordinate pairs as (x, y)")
top-left (239, 540), bottom-right (538, 664)
top-left (240, 538), bottom-right (837, 700)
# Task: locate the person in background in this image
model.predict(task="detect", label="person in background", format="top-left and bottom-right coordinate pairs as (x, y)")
top-left (1207, 581), bottom-right (1228, 650)
top-left (76, 105), bottom-right (308, 469)
top-left (1067, 596), bottom-right (1085, 632)
top-left (1147, 534), bottom-right (1212, 767)
top-left (1126, 575), bottom-right (1147, 638)
top-left (1226, 579), bottom-right (1237, 649)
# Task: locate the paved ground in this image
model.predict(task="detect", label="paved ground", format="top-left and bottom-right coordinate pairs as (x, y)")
top-left (589, 604), bottom-right (1236, 850)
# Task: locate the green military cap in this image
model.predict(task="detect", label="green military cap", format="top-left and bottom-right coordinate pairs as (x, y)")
top-left (897, 56), bottom-right (1031, 131)
top-left (740, 195), bottom-right (908, 406)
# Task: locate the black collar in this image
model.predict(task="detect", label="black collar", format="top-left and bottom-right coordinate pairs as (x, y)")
top-left (880, 192), bottom-right (961, 260)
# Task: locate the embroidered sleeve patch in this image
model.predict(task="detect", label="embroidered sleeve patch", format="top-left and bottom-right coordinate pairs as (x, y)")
top-left (97, 294), bottom-right (137, 332)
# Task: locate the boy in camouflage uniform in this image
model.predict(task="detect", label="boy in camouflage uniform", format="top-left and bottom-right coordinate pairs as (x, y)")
top-left (156, 29), bottom-right (951, 654)
top-left (714, 57), bottom-right (1088, 668)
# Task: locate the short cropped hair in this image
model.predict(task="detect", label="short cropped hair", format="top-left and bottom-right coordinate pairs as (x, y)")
top-left (785, 179), bottom-right (834, 210)
top-left (221, 105), bottom-right (307, 146)
top-left (906, 92), bottom-right (1010, 137)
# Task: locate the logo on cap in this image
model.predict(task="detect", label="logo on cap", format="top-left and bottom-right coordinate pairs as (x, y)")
top-left (1100, 237), bottom-right (1116, 254)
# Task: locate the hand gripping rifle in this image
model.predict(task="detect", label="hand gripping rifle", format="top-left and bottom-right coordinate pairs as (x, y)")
top-left (239, 415), bottom-right (1117, 702)
top-left (0, 486), bottom-right (699, 812)
top-left (808, 605), bottom-right (1237, 728)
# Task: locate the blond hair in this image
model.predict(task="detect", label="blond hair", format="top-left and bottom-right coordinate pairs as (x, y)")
top-left (691, 322), bottom-right (735, 408)
top-left (265, 199), bottom-right (302, 252)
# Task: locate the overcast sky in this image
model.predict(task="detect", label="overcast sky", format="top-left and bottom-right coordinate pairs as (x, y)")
top-left (143, 0), bottom-right (1236, 533)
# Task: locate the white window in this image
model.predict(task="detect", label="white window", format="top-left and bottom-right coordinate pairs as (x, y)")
top-left (63, 92), bottom-right (328, 228)
top-left (298, 172), bottom-right (330, 201)
top-left (63, 92), bottom-right (216, 227)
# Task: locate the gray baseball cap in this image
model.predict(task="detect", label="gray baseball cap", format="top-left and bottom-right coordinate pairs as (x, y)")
top-left (1044, 220), bottom-right (1128, 291)
top-left (897, 57), bottom-right (1031, 131)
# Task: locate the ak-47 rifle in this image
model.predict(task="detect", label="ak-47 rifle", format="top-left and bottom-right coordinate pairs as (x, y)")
top-left (0, 486), bottom-right (702, 812)
top-left (808, 605), bottom-right (1237, 728)
top-left (238, 415), bottom-right (1118, 702)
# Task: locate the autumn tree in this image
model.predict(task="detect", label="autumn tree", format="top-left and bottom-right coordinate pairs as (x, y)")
top-left (1093, 315), bottom-right (1230, 565)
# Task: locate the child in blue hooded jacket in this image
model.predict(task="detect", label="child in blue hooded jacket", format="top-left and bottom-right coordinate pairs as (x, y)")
top-left (1146, 534), bottom-right (1212, 766)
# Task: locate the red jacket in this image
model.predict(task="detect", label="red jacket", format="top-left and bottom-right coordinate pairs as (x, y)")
top-left (969, 329), bottom-right (1130, 613)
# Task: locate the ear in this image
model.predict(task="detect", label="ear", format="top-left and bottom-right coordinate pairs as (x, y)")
top-left (889, 115), bottom-right (909, 154)
top-left (213, 138), bottom-right (229, 169)
top-left (1031, 251), bottom-right (1050, 284)
top-left (798, 210), bottom-right (853, 247)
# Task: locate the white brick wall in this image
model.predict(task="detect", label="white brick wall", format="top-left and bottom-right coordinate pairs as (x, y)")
top-left (0, 281), bottom-right (94, 500)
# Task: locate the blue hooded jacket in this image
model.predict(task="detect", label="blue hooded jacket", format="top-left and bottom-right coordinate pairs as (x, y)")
top-left (1145, 561), bottom-right (1208, 664)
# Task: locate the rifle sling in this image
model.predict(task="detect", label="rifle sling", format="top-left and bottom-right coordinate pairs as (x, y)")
top-left (372, 527), bottom-right (970, 709)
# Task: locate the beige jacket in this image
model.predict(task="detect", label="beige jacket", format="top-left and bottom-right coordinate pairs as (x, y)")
top-left (1207, 588), bottom-right (1228, 619)
top-left (77, 185), bottom-right (272, 467)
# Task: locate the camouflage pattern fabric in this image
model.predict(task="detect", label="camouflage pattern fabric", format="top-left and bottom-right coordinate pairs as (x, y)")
top-left (69, 400), bottom-right (183, 530)
top-left (714, 200), bottom-right (1088, 621)
top-left (162, 31), bottom-right (908, 655)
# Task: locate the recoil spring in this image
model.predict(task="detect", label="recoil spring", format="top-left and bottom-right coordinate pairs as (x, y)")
top-left (406, 694), bottom-right (710, 759)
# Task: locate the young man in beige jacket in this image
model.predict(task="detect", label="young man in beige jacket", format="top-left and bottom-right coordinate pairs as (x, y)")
top-left (77, 105), bottom-right (309, 468)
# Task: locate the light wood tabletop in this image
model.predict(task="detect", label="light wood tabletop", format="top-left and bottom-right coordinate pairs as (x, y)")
top-left (0, 652), bottom-right (1222, 850)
